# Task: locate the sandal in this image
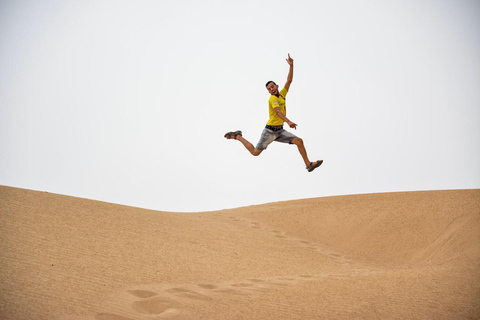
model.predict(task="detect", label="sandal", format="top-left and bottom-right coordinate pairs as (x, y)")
top-left (307, 160), bottom-right (323, 172)
top-left (224, 130), bottom-right (242, 140)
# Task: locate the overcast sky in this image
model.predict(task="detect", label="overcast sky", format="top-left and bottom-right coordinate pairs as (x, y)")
top-left (1, 0), bottom-right (479, 212)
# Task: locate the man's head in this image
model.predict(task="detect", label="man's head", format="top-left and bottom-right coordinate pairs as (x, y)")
top-left (265, 81), bottom-right (279, 96)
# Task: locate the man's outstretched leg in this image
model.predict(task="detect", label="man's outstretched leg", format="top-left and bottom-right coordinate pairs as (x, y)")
top-left (225, 131), bottom-right (262, 156)
top-left (290, 137), bottom-right (323, 172)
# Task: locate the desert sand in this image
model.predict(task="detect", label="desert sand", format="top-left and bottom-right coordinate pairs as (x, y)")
top-left (1, 185), bottom-right (479, 320)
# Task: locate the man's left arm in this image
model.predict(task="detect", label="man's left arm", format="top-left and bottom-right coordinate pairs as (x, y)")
top-left (284, 53), bottom-right (294, 91)
top-left (274, 107), bottom-right (297, 129)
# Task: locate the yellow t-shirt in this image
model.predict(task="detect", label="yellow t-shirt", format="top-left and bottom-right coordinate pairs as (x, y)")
top-left (267, 87), bottom-right (288, 126)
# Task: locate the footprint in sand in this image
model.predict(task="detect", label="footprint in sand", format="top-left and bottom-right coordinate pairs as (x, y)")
top-left (271, 230), bottom-right (287, 238)
top-left (127, 290), bottom-right (158, 298)
top-left (231, 283), bottom-right (254, 288)
top-left (271, 230), bottom-right (287, 239)
top-left (166, 288), bottom-right (212, 301)
top-left (327, 274), bottom-right (350, 278)
top-left (198, 284), bottom-right (218, 289)
top-left (99, 273), bottom-right (347, 320)
top-left (95, 314), bottom-right (134, 320)
top-left (131, 296), bottom-right (181, 315)
top-left (213, 287), bottom-right (247, 295)
top-left (250, 222), bottom-right (262, 229)
top-left (279, 277), bottom-right (297, 281)
top-left (165, 288), bottom-right (194, 293)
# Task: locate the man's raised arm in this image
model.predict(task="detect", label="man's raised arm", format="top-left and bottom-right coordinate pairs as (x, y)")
top-left (284, 53), bottom-right (294, 91)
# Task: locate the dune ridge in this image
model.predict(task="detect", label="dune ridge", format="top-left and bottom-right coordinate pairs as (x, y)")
top-left (1, 186), bottom-right (479, 319)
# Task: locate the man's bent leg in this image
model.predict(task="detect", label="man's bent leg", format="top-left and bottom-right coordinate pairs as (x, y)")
top-left (236, 136), bottom-right (263, 156)
top-left (291, 137), bottom-right (314, 167)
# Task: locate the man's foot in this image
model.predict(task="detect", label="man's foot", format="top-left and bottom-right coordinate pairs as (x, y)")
top-left (307, 160), bottom-right (323, 172)
top-left (224, 130), bottom-right (242, 140)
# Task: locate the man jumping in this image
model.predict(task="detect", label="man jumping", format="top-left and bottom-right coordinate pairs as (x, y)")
top-left (224, 54), bottom-right (323, 172)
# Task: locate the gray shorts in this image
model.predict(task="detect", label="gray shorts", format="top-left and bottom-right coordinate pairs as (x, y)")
top-left (256, 127), bottom-right (299, 150)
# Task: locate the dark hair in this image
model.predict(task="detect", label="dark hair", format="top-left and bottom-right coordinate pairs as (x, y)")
top-left (265, 80), bottom-right (276, 87)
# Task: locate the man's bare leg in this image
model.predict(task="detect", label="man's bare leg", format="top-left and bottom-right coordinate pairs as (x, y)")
top-left (291, 137), bottom-right (320, 168)
top-left (236, 135), bottom-right (262, 156)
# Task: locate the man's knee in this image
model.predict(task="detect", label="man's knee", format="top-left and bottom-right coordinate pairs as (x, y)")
top-left (291, 138), bottom-right (303, 146)
top-left (251, 149), bottom-right (262, 156)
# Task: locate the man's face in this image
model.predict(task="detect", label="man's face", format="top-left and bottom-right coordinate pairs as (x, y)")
top-left (266, 82), bottom-right (279, 96)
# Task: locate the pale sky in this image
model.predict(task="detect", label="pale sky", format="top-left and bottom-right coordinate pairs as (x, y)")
top-left (1, 0), bottom-right (479, 212)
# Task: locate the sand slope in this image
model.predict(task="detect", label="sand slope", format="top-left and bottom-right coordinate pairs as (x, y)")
top-left (1, 186), bottom-right (479, 319)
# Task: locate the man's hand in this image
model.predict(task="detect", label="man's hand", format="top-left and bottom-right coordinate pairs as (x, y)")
top-left (286, 53), bottom-right (293, 66)
top-left (287, 120), bottom-right (297, 130)
top-left (285, 54), bottom-right (294, 91)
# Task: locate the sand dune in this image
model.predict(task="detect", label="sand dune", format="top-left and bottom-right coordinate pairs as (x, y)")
top-left (1, 186), bottom-right (479, 320)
